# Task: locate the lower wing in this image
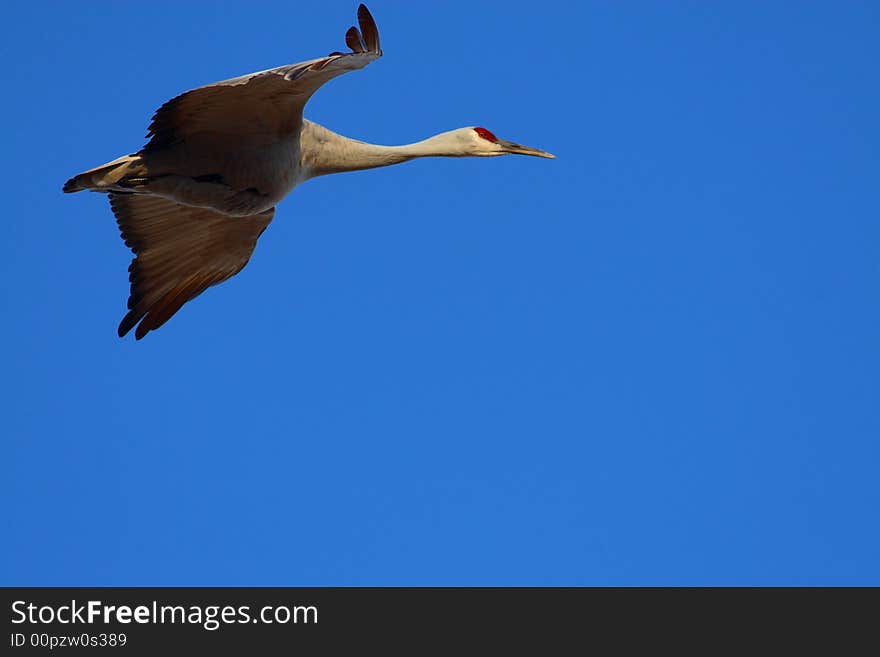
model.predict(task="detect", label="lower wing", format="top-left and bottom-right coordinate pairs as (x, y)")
top-left (110, 193), bottom-right (274, 340)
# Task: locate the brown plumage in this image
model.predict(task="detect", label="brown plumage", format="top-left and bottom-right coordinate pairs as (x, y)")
top-left (65, 5), bottom-right (382, 339)
top-left (111, 194), bottom-right (273, 340)
top-left (63, 4), bottom-right (554, 340)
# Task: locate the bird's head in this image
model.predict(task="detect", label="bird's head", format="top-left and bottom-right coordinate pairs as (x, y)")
top-left (440, 127), bottom-right (555, 159)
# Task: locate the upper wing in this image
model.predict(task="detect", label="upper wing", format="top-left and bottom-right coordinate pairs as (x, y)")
top-left (110, 193), bottom-right (274, 340)
top-left (142, 4), bottom-right (382, 153)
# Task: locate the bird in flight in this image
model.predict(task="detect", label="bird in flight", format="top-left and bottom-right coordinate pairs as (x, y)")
top-left (63, 4), bottom-right (554, 340)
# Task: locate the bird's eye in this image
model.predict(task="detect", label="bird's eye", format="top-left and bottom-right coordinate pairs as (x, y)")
top-left (474, 127), bottom-right (498, 143)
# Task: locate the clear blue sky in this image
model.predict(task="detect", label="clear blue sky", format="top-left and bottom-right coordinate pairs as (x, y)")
top-left (3, 1), bottom-right (878, 585)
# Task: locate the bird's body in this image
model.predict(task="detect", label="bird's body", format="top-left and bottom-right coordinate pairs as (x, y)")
top-left (64, 5), bottom-right (553, 339)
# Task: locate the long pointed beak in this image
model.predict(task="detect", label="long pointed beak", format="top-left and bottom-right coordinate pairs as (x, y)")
top-left (497, 138), bottom-right (556, 159)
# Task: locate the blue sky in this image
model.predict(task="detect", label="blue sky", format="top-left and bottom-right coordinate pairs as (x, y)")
top-left (2, 1), bottom-right (878, 585)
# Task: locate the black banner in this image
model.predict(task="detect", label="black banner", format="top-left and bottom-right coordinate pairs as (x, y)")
top-left (2, 588), bottom-right (876, 652)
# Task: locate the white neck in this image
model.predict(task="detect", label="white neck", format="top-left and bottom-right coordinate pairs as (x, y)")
top-left (300, 120), bottom-right (470, 178)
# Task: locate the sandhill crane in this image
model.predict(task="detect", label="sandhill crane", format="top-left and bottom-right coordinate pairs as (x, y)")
top-left (63, 4), bottom-right (554, 340)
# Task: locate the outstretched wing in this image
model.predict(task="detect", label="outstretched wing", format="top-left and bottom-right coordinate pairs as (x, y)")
top-left (142, 4), bottom-right (382, 152)
top-left (110, 193), bottom-right (274, 340)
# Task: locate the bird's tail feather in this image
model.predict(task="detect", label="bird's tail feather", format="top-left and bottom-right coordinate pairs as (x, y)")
top-left (62, 154), bottom-right (146, 193)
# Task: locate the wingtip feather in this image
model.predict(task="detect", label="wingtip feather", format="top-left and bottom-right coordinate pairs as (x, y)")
top-left (345, 26), bottom-right (365, 53)
top-left (357, 4), bottom-right (380, 53)
top-left (118, 309), bottom-right (142, 338)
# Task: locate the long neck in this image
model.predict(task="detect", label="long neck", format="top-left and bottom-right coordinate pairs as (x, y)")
top-left (301, 120), bottom-right (463, 178)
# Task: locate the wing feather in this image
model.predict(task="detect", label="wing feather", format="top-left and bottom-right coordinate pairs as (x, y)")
top-left (357, 3), bottom-right (381, 52)
top-left (142, 4), bottom-right (383, 152)
top-left (109, 193), bottom-right (274, 339)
